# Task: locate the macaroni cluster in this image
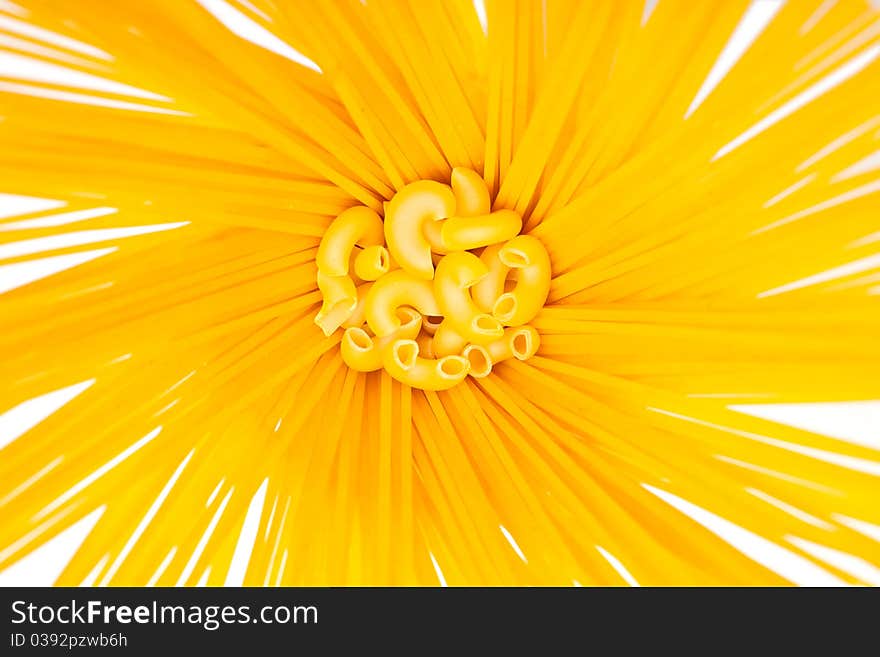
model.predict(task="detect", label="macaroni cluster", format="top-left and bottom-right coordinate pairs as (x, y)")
top-left (314, 168), bottom-right (550, 390)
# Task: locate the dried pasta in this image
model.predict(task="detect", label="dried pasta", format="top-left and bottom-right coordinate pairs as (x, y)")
top-left (314, 168), bottom-right (551, 388)
top-left (3, 0), bottom-right (879, 588)
top-left (316, 206), bottom-right (385, 276)
top-left (383, 180), bottom-right (456, 279)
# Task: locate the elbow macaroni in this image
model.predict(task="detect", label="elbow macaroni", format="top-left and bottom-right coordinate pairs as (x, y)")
top-left (439, 210), bottom-right (521, 252)
top-left (383, 180), bottom-right (455, 280)
top-left (472, 242), bottom-right (508, 312)
top-left (315, 271), bottom-right (358, 336)
top-left (365, 270), bottom-right (440, 337)
top-left (416, 331), bottom-right (436, 359)
top-left (353, 245), bottom-right (391, 281)
top-left (313, 168), bottom-right (551, 390)
top-left (463, 325), bottom-right (541, 379)
top-left (341, 282), bottom-right (372, 329)
top-left (317, 206), bottom-right (385, 276)
top-left (451, 167), bottom-right (490, 216)
top-left (341, 307), bottom-right (422, 372)
top-left (486, 325), bottom-right (541, 363)
top-left (432, 320), bottom-right (468, 357)
top-left (491, 235), bottom-right (551, 327)
top-left (382, 339), bottom-right (470, 391)
top-left (423, 167), bottom-right (493, 253)
top-left (434, 251), bottom-right (504, 345)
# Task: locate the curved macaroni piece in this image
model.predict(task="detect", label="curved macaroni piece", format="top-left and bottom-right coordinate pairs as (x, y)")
top-left (346, 250), bottom-right (362, 283)
top-left (382, 339), bottom-right (470, 390)
top-left (510, 325), bottom-right (541, 360)
top-left (439, 209), bottom-right (522, 252)
top-left (486, 325), bottom-right (541, 362)
top-left (434, 251), bottom-right (504, 345)
top-left (317, 206), bottom-right (385, 277)
top-left (451, 167), bottom-right (491, 217)
top-left (424, 170), bottom-right (491, 253)
top-left (315, 271), bottom-right (357, 336)
top-left (421, 314), bottom-right (443, 335)
top-left (415, 331), bottom-right (436, 359)
top-left (462, 344), bottom-right (492, 378)
top-left (340, 327), bottom-right (381, 371)
top-left (472, 242), bottom-right (508, 312)
top-left (465, 326), bottom-right (540, 378)
top-left (365, 270), bottom-right (441, 337)
top-left (423, 167), bottom-right (496, 254)
top-left (432, 319), bottom-right (467, 357)
top-left (353, 245), bottom-right (390, 281)
top-left (384, 180), bottom-right (455, 279)
top-left (340, 308), bottom-right (421, 371)
top-left (341, 282), bottom-right (372, 329)
top-left (422, 218), bottom-right (447, 256)
top-left (491, 235), bottom-right (551, 326)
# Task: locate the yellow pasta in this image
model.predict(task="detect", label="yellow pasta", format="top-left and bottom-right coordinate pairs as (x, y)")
top-left (432, 320), bottom-right (468, 357)
top-left (383, 180), bottom-right (456, 279)
top-left (451, 166), bottom-right (491, 216)
top-left (353, 244), bottom-right (391, 281)
top-left (439, 209), bottom-right (522, 251)
top-left (316, 166), bottom-right (548, 384)
top-left (6, 0), bottom-right (878, 588)
top-left (486, 325), bottom-right (541, 363)
top-left (314, 270), bottom-right (358, 336)
top-left (365, 270), bottom-right (441, 337)
top-left (462, 344), bottom-right (493, 378)
top-left (422, 218), bottom-right (448, 255)
top-left (340, 308), bottom-right (422, 371)
top-left (381, 339), bottom-right (470, 390)
top-left (434, 251), bottom-right (504, 345)
top-left (340, 327), bottom-right (382, 371)
top-left (491, 235), bottom-right (551, 326)
top-left (421, 314), bottom-right (443, 335)
top-left (464, 326), bottom-right (540, 379)
top-left (316, 206), bottom-right (385, 276)
top-left (472, 242), bottom-right (509, 312)
top-left (341, 282), bottom-right (373, 329)
top-left (415, 331), bottom-right (436, 359)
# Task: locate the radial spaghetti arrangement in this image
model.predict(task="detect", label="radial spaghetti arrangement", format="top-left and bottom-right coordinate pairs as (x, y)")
top-left (1, 0), bottom-right (880, 586)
